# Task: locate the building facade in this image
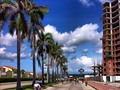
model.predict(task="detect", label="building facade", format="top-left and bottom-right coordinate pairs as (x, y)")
top-left (102, 0), bottom-right (120, 76)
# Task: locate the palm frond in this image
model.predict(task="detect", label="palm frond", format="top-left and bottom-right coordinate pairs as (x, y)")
top-left (2, 0), bottom-right (13, 4)
top-left (9, 20), bottom-right (16, 36)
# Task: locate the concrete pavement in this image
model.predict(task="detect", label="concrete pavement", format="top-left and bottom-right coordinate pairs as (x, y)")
top-left (43, 81), bottom-right (95, 90)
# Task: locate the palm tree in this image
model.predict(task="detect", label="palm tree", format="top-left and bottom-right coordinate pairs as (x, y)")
top-left (59, 55), bottom-right (67, 78)
top-left (49, 42), bottom-right (63, 82)
top-left (63, 65), bottom-right (68, 74)
top-left (37, 32), bottom-right (53, 84)
top-left (0, 0), bottom-right (29, 89)
top-left (26, 1), bottom-right (48, 85)
top-left (55, 49), bottom-right (63, 80)
top-left (46, 40), bottom-right (54, 83)
top-left (0, 0), bottom-right (48, 88)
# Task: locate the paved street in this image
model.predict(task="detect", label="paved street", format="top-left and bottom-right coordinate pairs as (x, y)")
top-left (43, 81), bottom-right (95, 90)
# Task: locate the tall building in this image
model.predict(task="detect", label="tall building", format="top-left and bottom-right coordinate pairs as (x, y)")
top-left (102, 0), bottom-right (120, 76)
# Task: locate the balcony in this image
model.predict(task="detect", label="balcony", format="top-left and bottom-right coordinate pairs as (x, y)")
top-left (102, 13), bottom-right (111, 19)
top-left (112, 3), bottom-right (118, 11)
top-left (103, 6), bottom-right (110, 12)
top-left (112, 25), bottom-right (119, 30)
top-left (105, 53), bottom-right (112, 58)
top-left (112, 14), bottom-right (119, 19)
top-left (106, 43), bottom-right (111, 46)
top-left (115, 41), bottom-right (120, 46)
top-left (116, 66), bottom-right (120, 69)
top-left (104, 49), bottom-right (111, 52)
top-left (112, 14), bottom-right (119, 22)
top-left (114, 36), bottom-right (120, 40)
top-left (114, 30), bottom-right (119, 34)
top-left (103, 12), bottom-right (111, 16)
top-left (112, 10), bottom-right (119, 17)
top-left (112, 0), bottom-right (118, 7)
top-left (116, 54), bottom-right (120, 57)
top-left (103, 28), bottom-right (111, 31)
top-left (112, 21), bottom-right (119, 29)
top-left (116, 60), bottom-right (120, 63)
top-left (112, 19), bottom-right (119, 25)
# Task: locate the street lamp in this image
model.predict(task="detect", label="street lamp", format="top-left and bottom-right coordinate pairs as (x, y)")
top-left (78, 68), bottom-right (84, 79)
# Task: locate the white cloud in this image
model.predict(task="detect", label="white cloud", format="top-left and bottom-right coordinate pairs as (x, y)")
top-left (61, 46), bottom-right (76, 53)
top-left (44, 24), bottom-right (102, 51)
top-left (21, 44), bottom-right (27, 52)
top-left (95, 48), bottom-right (102, 54)
top-left (80, 56), bottom-right (93, 66)
top-left (0, 47), bottom-right (27, 61)
top-left (68, 56), bottom-right (94, 73)
top-left (82, 49), bottom-right (88, 53)
top-left (98, 0), bottom-right (111, 3)
top-left (79, 0), bottom-right (94, 7)
top-left (44, 25), bottom-right (69, 45)
top-left (0, 32), bottom-right (17, 46)
top-left (68, 23), bottom-right (100, 46)
top-left (0, 47), bottom-right (6, 54)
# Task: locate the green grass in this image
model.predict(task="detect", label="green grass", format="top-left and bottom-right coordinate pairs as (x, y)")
top-left (0, 81), bottom-right (32, 85)
top-left (6, 85), bottom-right (33, 90)
top-left (8, 81), bottom-right (60, 90)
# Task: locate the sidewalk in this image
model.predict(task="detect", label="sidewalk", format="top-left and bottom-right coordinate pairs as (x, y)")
top-left (88, 81), bottom-right (120, 90)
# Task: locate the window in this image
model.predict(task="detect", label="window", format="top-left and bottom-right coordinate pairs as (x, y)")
top-left (104, 63), bottom-right (106, 66)
top-left (3, 68), bottom-right (5, 72)
top-left (104, 69), bottom-right (106, 71)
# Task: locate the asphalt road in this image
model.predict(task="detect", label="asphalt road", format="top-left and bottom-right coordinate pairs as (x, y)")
top-left (43, 81), bottom-right (95, 90)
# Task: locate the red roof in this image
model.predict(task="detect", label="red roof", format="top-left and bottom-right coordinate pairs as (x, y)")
top-left (0, 66), bottom-right (16, 70)
top-left (0, 66), bottom-right (3, 68)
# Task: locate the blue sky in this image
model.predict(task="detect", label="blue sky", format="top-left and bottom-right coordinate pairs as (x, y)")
top-left (0, 0), bottom-right (111, 74)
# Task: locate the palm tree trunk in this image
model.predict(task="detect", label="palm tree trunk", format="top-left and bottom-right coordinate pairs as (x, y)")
top-left (60, 65), bottom-right (63, 79)
top-left (16, 29), bottom-right (21, 90)
top-left (54, 61), bottom-right (57, 81)
top-left (32, 32), bottom-right (36, 86)
top-left (57, 65), bottom-right (59, 81)
top-left (47, 54), bottom-right (50, 83)
top-left (52, 57), bottom-right (54, 82)
top-left (42, 54), bottom-right (44, 84)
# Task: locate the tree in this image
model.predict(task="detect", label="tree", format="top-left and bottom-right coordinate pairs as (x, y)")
top-left (37, 32), bottom-right (53, 84)
top-left (49, 42), bottom-right (63, 82)
top-left (0, 0), bottom-right (48, 88)
top-left (59, 55), bottom-right (67, 78)
top-left (55, 49), bottom-right (63, 80)
top-left (0, 0), bottom-right (28, 89)
top-left (26, 0), bottom-right (48, 85)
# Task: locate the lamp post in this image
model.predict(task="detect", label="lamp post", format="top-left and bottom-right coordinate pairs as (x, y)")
top-left (78, 68), bottom-right (84, 79)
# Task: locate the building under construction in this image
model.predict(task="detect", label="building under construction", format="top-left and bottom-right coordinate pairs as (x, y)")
top-left (102, 0), bottom-right (120, 77)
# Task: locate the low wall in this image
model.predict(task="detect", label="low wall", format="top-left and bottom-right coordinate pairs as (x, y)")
top-left (102, 76), bottom-right (120, 82)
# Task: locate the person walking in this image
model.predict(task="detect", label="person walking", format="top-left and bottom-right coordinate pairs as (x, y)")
top-left (34, 81), bottom-right (42, 90)
top-left (84, 77), bottom-right (88, 86)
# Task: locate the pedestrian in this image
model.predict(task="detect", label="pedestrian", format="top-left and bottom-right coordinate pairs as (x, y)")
top-left (82, 78), bottom-right (84, 83)
top-left (34, 81), bottom-right (42, 90)
top-left (84, 77), bottom-right (88, 86)
top-left (61, 78), bottom-right (64, 84)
